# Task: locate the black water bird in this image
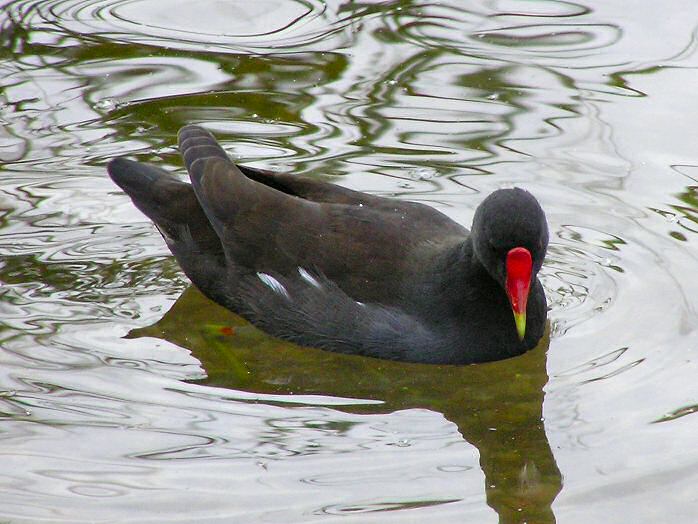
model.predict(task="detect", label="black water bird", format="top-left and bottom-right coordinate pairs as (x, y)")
top-left (108, 125), bottom-right (549, 364)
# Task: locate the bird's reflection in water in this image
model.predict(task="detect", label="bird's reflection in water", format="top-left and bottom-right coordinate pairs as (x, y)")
top-left (130, 287), bottom-right (562, 523)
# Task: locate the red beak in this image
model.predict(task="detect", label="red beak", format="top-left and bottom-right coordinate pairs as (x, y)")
top-left (505, 247), bottom-right (532, 341)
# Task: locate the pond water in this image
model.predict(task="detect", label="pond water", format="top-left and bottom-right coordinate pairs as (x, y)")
top-left (1, 0), bottom-right (697, 522)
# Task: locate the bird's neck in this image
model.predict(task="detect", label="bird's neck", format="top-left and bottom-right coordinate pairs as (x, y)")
top-left (427, 238), bottom-right (490, 304)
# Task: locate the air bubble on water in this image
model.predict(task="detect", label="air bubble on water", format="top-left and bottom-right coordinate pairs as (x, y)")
top-left (94, 98), bottom-right (120, 111)
top-left (550, 319), bottom-right (567, 338)
top-left (408, 167), bottom-right (436, 181)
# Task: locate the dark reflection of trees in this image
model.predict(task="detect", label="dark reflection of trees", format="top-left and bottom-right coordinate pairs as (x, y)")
top-left (131, 287), bottom-right (562, 524)
top-left (1, 0), bottom-right (540, 167)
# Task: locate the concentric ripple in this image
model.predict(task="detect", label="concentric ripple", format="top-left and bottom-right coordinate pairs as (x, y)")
top-left (1, 0), bottom-right (354, 53)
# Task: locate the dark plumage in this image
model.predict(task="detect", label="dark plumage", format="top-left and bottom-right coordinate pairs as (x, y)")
top-left (107, 125), bottom-right (549, 364)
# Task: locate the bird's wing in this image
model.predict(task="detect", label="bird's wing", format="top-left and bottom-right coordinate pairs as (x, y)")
top-left (232, 267), bottom-right (461, 363)
top-left (178, 125), bottom-right (468, 301)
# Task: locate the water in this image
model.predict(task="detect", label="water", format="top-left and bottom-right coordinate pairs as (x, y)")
top-left (1, 0), bottom-right (697, 521)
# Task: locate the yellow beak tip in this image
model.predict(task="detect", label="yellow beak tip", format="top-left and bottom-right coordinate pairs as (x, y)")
top-left (514, 313), bottom-right (526, 341)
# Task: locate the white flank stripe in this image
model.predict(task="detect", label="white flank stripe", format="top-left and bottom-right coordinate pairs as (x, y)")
top-left (257, 273), bottom-right (290, 300)
top-left (298, 267), bottom-right (322, 288)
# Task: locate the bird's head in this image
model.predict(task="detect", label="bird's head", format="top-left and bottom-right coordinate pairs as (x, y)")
top-left (470, 188), bottom-right (549, 341)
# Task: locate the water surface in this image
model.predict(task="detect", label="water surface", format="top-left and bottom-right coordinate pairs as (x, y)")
top-left (1, 0), bottom-right (697, 522)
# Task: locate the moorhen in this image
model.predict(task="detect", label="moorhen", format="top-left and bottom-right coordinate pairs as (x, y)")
top-left (108, 125), bottom-right (549, 364)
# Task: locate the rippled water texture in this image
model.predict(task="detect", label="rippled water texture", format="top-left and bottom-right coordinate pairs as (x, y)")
top-left (1, 0), bottom-right (698, 522)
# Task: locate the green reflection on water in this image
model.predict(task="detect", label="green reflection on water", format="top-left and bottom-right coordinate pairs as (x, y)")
top-left (132, 286), bottom-right (562, 523)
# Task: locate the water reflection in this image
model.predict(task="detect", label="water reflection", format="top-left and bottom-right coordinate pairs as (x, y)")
top-left (1, 0), bottom-right (352, 53)
top-left (1, 0), bottom-right (698, 520)
top-left (131, 286), bottom-right (562, 523)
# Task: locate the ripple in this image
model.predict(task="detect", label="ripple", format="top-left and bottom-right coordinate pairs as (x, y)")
top-left (553, 346), bottom-right (646, 385)
top-left (2, 0), bottom-right (353, 53)
top-left (542, 238), bottom-right (619, 338)
top-left (472, 23), bottom-right (620, 55)
top-left (384, 0), bottom-right (627, 76)
top-left (68, 483), bottom-right (125, 497)
top-left (488, 0), bottom-right (590, 18)
top-left (555, 346), bottom-right (629, 378)
top-left (653, 404), bottom-right (698, 424)
top-left (319, 498), bottom-right (461, 514)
